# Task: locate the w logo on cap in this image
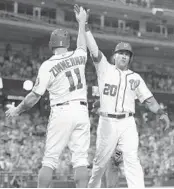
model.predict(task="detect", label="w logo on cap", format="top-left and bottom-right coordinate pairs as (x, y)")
top-left (123, 43), bottom-right (128, 47)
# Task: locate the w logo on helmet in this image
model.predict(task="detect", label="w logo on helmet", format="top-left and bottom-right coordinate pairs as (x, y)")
top-left (114, 42), bottom-right (133, 59)
top-left (123, 43), bottom-right (128, 48)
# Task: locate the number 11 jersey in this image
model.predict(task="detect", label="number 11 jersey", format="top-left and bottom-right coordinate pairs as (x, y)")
top-left (32, 48), bottom-right (87, 106)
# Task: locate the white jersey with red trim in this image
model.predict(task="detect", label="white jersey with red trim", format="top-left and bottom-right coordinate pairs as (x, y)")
top-left (32, 48), bottom-right (87, 106)
top-left (94, 53), bottom-right (153, 114)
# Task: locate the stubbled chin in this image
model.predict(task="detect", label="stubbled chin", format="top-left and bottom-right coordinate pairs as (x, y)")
top-left (117, 63), bottom-right (128, 70)
top-left (115, 61), bottom-right (128, 69)
top-left (119, 62), bottom-right (127, 67)
top-left (121, 60), bottom-right (127, 64)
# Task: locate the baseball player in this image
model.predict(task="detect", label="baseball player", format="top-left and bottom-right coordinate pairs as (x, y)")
top-left (76, 6), bottom-right (170, 188)
top-left (6, 6), bottom-right (90, 188)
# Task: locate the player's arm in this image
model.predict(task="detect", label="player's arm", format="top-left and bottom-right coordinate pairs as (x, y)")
top-left (144, 96), bottom-right (163, 114)
top-left (5, 90), bottom-right (42, 118)
top-left (17, 63), bottom-right (51, 115)
top-left (143, 96), bottom-right (170, 130)
top-left (83, 9), bottom-right (102, 63)
top-left (135, 76), bottom-right (162, 114)
top-left (85, 24), bottom-right (103, 63)
top-left (74, 5), bottom-right (104, 63)
top-left (74, 5), bottom-right (87, 52)
top-left (136, 75), bottom-right (170, 129)
top-left (85, 26), bottom-right (102, 63)
top-left (15, 91), bottom-right (41, 115)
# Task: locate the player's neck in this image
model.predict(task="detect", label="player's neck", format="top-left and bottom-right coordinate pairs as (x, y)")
top-left (54, 48), bottom-right (68, 55)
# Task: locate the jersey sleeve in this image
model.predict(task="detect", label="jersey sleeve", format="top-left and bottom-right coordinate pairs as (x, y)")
top-left (135, 74), bottom-right (153, 103)
top-left (32, 62), bottom-right (51, 96)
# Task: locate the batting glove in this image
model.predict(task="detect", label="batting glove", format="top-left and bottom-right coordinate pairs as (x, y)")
top-left (91, 99), bottom-right (100, 115)
top-left (159, 113), bottom-right (170, 131)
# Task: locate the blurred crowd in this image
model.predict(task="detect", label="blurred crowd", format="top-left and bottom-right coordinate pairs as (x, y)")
top-left (0, 110), bottom-right (45, 174)
top-left (131, 61), bottom-right (174, 93)
top-left (109, 0), bottom-right (154, 8)
top-left (0, 44), bottom-right (44, 81)
top-left (136, 105), bottom-right (174, 180)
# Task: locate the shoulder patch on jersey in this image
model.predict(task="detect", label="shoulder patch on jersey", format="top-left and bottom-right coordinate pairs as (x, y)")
top-left (129, 79), bottom-right (140, 90)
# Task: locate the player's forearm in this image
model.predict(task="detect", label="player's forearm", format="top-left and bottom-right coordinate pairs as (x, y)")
top-left (85, 25), bottom-right (99, 58)
top-left (144, 96), bottom-right (164, 115)
top-left (77, 21), bottom-right (87, 51)
top-left (16, 91), bottom-right (41, 115)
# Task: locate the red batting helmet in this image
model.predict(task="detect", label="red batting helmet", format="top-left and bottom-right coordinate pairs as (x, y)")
top-left (49, 28), bottom-right (70, 50)
top-left (114, 42), bottom-right (133, 57)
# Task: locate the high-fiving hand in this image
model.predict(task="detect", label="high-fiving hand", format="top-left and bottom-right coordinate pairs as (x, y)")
top-left (74, 4), bottom-right (90, 24)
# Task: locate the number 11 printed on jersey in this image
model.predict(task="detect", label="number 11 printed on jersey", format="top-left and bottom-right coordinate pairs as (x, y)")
top-left (65, 68), bottom-right (83, 92)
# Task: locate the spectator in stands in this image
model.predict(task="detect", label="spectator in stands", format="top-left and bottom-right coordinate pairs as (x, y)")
top-left (158, 78), bottom-right (165, 91)
top-left (3, 44), bottom-right (12, 61)
top-left (0, 156), bottom-right (5, 171)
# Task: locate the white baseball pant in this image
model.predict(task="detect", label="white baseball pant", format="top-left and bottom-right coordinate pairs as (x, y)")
top-left (88, 116), bottom-right (144, 188)
top-left (42, 101), bottom-right (90, 170)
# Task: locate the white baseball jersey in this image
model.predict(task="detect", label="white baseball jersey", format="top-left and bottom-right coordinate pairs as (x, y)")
top-left (94, 53), bottom-right (153, 114)
top-left (32, 48), bottom-right (87, 106)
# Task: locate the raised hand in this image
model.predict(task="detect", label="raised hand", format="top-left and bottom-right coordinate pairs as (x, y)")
top-left (74, 4), bottom-right (88, 24)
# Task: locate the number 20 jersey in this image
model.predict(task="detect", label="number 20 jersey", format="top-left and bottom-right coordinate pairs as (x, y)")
top-left (94, 52), bottom-right (153, 114)
top-left (32, 48), bottom-right (87, 106)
